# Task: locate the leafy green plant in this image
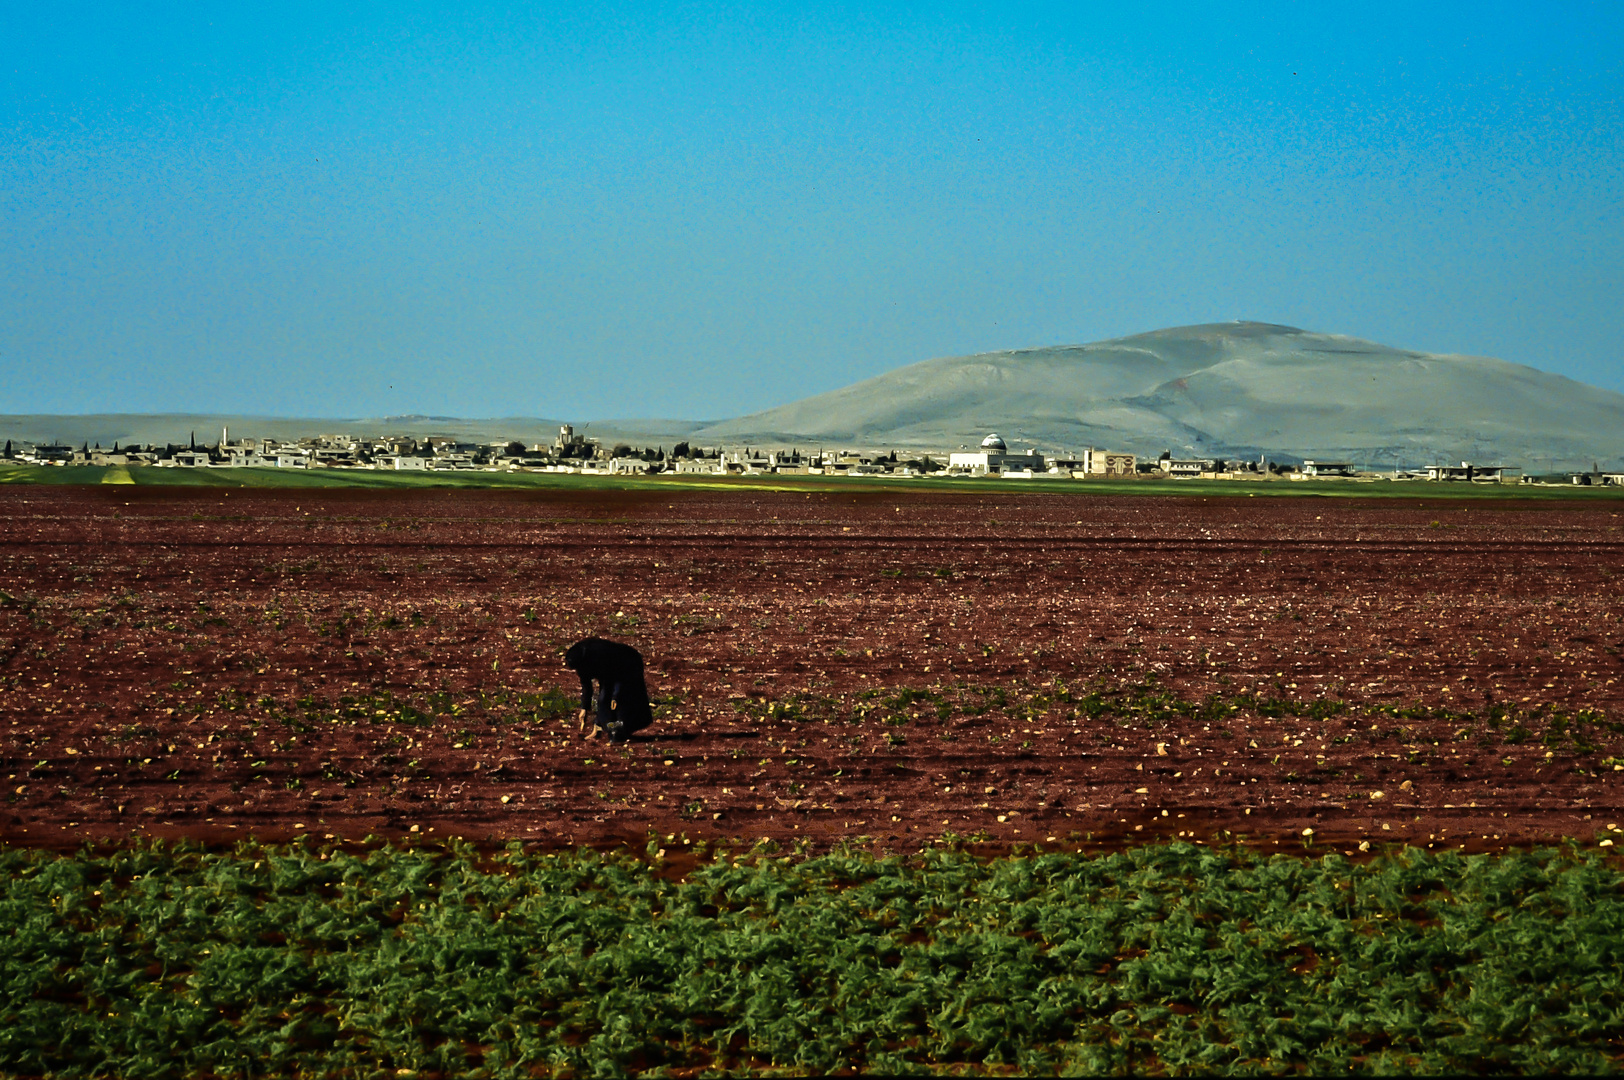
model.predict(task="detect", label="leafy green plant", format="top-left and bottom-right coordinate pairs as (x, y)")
top-left (13, 838), bottom-right (1617, 1077)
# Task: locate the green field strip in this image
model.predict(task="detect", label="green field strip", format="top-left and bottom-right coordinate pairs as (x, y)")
top-left (2, 462), bottom-right (1622, 500)
top-left (0, 463), bottom-right (108, 486)
top-left (3, 840), bottom-right (1623, 1076)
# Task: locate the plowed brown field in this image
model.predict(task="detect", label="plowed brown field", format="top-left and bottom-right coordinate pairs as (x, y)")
top-left (3, 484), bottom-right (1623, 856)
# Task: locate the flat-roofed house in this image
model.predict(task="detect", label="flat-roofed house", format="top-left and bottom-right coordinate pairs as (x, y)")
top-left (736, 450), bottom-right (775, 474)
top-left (768, 449), bottom-right (809, 474)
top-left (28, 445), bottom-right (75, 463)
top-left (1046, 454), bottom-right (1087, 474)
top-left (311, 448), bottom-right (358, 467)
top-left (1049, 449), bottom-right (1136, 477)
top-left (1091, 452), bottom-right (1136, 477)
top-left (1302, 460), bottom-right (1358, 477)
top-left (1421, 462), bottom-right (1514, 482)
top-left (1159, 457), bottom-right (1214, 477)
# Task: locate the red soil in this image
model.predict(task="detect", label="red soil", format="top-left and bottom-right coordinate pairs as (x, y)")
top-left (2, 484), bottom-right (1623, 856)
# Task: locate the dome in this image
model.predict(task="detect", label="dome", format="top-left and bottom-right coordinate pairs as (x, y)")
top-left (979, 433), bottom-right (1007, 451)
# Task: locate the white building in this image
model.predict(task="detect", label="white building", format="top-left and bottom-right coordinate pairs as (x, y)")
top-left (1046, 450), bottom-right (1135, 476)
top-left (1159, 457), bottom-right (1215, 477)
top-left (1302, 460), bottom-right (1358, 477)
top-left (948, 433), bottom-right (1045, 475)
top-left (731, 448), bottom-right (810, 474)
top-left (1420, 462), bottom-right (1514, 482)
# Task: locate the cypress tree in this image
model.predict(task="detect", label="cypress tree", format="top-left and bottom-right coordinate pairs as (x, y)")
top-left (3, 440), bottom-right (10, 458)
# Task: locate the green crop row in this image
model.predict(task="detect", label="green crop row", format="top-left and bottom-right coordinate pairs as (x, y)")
top-left (2, 839), bottom-right (1623, 1076)
top-left (733, 678), bottom-right (1619, 756)
top-left (262, 686), bottom-right (582, 733)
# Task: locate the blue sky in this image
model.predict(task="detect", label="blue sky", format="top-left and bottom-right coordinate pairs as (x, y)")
top-left (2, 1), bottom-right (1620, 419)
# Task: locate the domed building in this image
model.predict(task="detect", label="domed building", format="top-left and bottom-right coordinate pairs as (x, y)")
top-left (948, 433), bottom-right (1045, 476)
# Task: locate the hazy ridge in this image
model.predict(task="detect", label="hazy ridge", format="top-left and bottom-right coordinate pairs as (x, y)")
top-left (6, 323), bottom-right (1622, 470)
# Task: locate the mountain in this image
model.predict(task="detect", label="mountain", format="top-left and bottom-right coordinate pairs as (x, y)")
top-left (6, 324), bottom-right (1620, 469)
top-left (680, 322), bottom-right (1624, 469)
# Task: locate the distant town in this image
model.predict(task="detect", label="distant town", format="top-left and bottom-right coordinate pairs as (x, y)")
top-left (3, 425), bottom-right (1622, 486)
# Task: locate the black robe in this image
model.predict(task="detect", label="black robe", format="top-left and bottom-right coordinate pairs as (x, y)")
top-left (564, 637), bottom-right (653, 741)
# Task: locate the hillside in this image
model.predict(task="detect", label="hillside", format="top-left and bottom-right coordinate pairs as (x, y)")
top-left (682, 322), bottom-right (1624, 468)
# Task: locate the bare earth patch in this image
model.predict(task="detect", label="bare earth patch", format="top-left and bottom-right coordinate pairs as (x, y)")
top-left (2, 484), bottom-right (1622, 855)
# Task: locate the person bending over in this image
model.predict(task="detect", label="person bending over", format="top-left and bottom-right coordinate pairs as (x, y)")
top-left (564, 636), bottom-right (654, 743)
